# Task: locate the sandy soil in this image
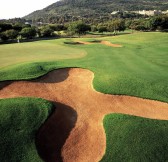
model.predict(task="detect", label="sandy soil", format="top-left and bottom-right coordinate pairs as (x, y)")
top-left (100, 41), bottom-right (122, 47)
top-left (0, 68), bottom-right (168, 162)
top-left (75, 40), bottom-right (122, 47)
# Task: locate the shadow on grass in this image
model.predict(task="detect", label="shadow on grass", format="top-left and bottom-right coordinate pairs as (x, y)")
top-left (33, 68), bottom-right (70, 84)
top-left (36, 102), bottom-right (77, 162)
top-left (0, 68), bottom-right (70, 89)
top-left (64, 41), bottom-right (83, 45)
top-left (0, 37), bottom-right (59, 45)
top-left (88, 40), bottom-right (102, 43)
top-left (88, 32), bottom-right (131, 36)
top-left (0, 81), bottom-right (12, 90)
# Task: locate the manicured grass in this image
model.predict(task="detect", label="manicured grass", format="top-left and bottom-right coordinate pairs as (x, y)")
top-left (100, 114), bottom-right (168, 162)
top-left (0, 98), bottom-right (54, 162)
top-left (0, 40), bottom-right (86, 68)
top-left (0, 32), bottom-right (168, 161)
top-left (0, 32), bottom-right (167, 103)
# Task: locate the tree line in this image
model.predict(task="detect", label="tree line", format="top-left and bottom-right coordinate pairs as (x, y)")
top-left (0, 23), bottom-right (57, 42)
top-left (0, 14), bottom-right (167, 42)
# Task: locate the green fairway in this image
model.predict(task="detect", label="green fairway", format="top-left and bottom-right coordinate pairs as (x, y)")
top-left (0, 98), bottom-right (53, 162)
top-left (100, 114), bottom-right (168, 162)
top-left (0, 32), bottom-right (168, 102)
top-left (0, 32), bottom-right (168, 161)
top-left (0, 41), bottom-right (86, 68)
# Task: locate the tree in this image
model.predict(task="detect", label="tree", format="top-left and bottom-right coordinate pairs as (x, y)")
top-left (97, 26), bottom-right (107, 33)
top-left (0, 23), bottom-right (13, 32)
top-left (13, 23), bottom-right (23, 32)
top-left (107, 19), bottom-right (126, 34)
top-left (0, 29), bottom-right (18, 41)
top-left (4, 29), bottom-right (18, 39)
top-left (49, 24), bottom-right (66, 31)
top-left (129, 20), bottom-right (140, 31)
top-left (68, 21), bottom-right (91, 37)
top-left (0, 32), bottom-right (8, 41)
top-left (39, 25), bottom-right (54, 37)
top-left (91, 25), bottom-right (98, 32)
top-left (149, 15), bottom-right (168, 31)
top-left (20, 27), bottom-right (37, 39)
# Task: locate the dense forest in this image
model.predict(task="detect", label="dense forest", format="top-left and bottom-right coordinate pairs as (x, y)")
top-left (24, 0), bottom-right (168, 23)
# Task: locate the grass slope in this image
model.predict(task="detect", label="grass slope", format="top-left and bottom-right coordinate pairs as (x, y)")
top-left (0, 98), bottom-right (53, 162)
top-left (0, 40), bottom-right (85, 68)
top-left (0, 32), bottom-right (167, 102)
top-left (0, 32), bottom-right (168, 161)
top-left (100, 114), bottom-right (168, 162)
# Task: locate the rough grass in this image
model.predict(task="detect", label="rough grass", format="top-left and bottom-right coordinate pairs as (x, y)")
top-left (0, 98), bottom-right (54, 162)
top-left (100, 114), bottom-right (168, 162)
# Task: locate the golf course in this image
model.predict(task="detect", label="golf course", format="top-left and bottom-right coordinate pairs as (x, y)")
top-left (0, 32), bottom-right (168, 162)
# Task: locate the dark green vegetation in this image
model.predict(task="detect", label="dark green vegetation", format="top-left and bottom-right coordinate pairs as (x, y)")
top-left (0, 98), bottom-right (53, 162)
top-left (67, 21), bottom-right (91, 37)
top-left (101, 114), bottom-right (168, 162)
top-left (0, 32), bottom-right (168, 102)
top-left (24, 0), bottom-right (168, 23)
top-left (1, 14), bottom-right (168, 44)
top-left (0, 23), bottom-right (57, 42)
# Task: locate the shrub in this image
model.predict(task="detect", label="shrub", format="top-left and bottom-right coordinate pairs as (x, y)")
top-left (20, 27), bottom-right (37, 39)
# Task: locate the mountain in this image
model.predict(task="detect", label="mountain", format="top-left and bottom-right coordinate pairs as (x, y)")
top-left (24, 0), bottom-right (168, 22)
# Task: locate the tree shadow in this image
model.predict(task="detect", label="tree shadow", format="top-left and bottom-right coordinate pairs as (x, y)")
top-left (0, 68), bottom-right (70, 88)
top-left (33, 68), bottom-right (70, 84)
top-left (36, 102), bottom-right (77, 162)
top-left (0, 81), bottom-right (12, 90)
top-left (64, 41), bottom-right (84, 45)
top-left (88, 32), bottom-right (131, 36)
top-left (0, 37), bottom-right (59, 45)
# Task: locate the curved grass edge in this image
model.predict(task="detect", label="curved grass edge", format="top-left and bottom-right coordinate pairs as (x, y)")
top-left (0, 32), bottom-right (168, 103)
top-left (0, 97), bottom-right (54, 162)
top-left (100, 113), bottom-right (168, 162)
top-left (0, 62), bottom-right (168, 104)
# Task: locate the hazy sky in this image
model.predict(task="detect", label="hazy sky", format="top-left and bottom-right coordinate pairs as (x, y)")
top-left (0, 0), bottom-right (58, 19)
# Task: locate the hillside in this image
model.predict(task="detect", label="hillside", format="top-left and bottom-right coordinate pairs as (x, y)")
top-left (24, 0), bottom-right (168, 22)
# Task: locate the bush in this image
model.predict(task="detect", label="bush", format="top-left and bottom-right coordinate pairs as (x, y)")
top-left (0, 23), bottom-right (13, 32)
top-left (97, 26), bottom-right (107, 33)
top-left (5, 29), bottom-right (19, 39)
top-left (0, 29), bottom-right (18, 41)
top-left (67, 21), bottom-right (91, 37)
top-left (39, 26), bottom-right (54, 37)
top-left (91, 25), bottom-right (98, 32)
top-left (20, 27), bottom-right (37, 39)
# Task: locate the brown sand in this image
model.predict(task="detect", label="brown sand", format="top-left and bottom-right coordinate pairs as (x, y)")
top-left (75, 40), bottom-right (122, 47)
top-left (100, 41), bottom-right (122, 47)
top-left (0, 68), bottom-right (168, 162)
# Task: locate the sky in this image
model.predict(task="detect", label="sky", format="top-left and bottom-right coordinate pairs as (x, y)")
top-left (0, 0), bottom-right (58, 19)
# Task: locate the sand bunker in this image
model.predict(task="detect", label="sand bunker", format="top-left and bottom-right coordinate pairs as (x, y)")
top-left (74, 40), bottom-right (122, 47)
top-left (101, 41), bottom-right (122, 47)
top-left (0, 68), bottom-right (168, 162)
